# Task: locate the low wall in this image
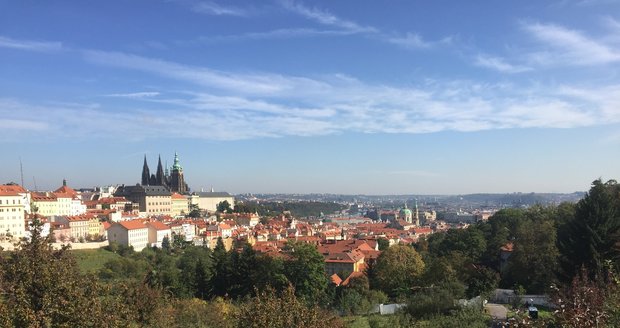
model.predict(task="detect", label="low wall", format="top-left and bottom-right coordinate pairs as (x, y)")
top-left (369, 303), bottom-right (406, 315)
top-left (0, 241), bottom-right (108, 251)
top-left (490, 289), bottom-right (550, 307)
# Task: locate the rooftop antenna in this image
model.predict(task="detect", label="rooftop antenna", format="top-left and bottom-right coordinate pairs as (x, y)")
top-left (19, 157), bottom-right (24, 188)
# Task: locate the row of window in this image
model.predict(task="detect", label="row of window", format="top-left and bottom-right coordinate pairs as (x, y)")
top-left (0, 216), bottom-right (21, 220)
top-left (0, 208), bottom-right (20, 212)
top-left (0, 224), bottom-right (22, 228)
top-left (147, 202), bottom-right (171, 206)
top-left (0, 199), bottom-right (21, 205)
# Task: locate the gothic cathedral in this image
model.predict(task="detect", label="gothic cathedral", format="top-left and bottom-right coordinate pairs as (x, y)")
top-left (141, 152), bottom-right (189, 194)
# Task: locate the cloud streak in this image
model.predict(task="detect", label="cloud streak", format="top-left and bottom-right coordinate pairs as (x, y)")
top-left (191, 1), bottom-right (248, 16)
top-left (279, 0), bottom-right (377, 34)
top-left (474, 54), bottom-right (532, 73)
top-left (0, 36), bottom-right (63, 52)
top-left (522, 21), bottom-right (620, 65)
top-left (3, 46), bottom-right (620, 141)
top-left (105, 92), bottom-right (161, 98)
top-left (2, 34), bottom-right (619, 142)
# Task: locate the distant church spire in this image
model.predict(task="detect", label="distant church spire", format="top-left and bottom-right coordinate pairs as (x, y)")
top-left (141, 155), bottom-right (151, 185)
top-left (156, 155), bottom-right (165, 185)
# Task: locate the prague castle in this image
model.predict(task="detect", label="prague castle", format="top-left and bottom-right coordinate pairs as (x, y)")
top-left (141, 152), bottom-right (189, 194)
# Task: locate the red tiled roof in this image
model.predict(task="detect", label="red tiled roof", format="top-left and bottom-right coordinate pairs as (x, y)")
top-left (500, 242), bottom-right (514, 252)
top-left (98, 197), bottom-right (129, 204)
top-left (146, 220), bottom-right (170, 231)
top-left (54, 185), bottom-right (78, 198)
top-left (0, 184), bottom-right (27, 196)
top-left (118, 220), bottom-right (147, 230)
top-left (66, 215), bottom-right (94, 222)
top-left (330, 273), bottom-right (343, 286)
top-left (102, 222), bottom-right (111, 230)
top-left (31, 192), bottom-right (57, 201)
top-left (341, 271), bottom-right (365, 286)
top-left (171, 193), bottom-right (186, 200)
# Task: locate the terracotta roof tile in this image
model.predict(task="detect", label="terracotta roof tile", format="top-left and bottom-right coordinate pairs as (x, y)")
top-left (117, 220), bottom-right (147, 230)
top-left (146, 221), bottom-right (170, 231)
top-left (0, 184), bottom-right (27, 196)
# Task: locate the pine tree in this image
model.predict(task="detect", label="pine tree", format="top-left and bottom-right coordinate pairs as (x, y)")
top-left (211, 237), bottom-right (232, 297)
top-left (558, 179), bottom-right (620, 280)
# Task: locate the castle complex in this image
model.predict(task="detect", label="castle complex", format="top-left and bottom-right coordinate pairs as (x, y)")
top-left (141, 152), bottom-right (189, 194)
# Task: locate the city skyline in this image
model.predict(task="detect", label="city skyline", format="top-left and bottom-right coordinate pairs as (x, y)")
top-left (1, 0), bottom-right (619, 194)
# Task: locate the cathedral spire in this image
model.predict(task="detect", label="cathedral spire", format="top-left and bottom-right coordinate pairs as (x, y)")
top-left (141, 155), bottom-right (151, 186)
top-left (156, 154), bottom-right (165, 185)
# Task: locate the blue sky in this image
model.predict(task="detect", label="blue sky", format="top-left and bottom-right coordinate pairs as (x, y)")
top-left (1, 0), bottom-right (619, 194)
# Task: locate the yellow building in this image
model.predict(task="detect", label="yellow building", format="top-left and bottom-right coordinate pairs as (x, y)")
top-left (88, 216), bottom-right (103, 238)
top-left (55, 215), bottom-right (90, 240)
top-left (31, 192), bottom-right (58, 217)
top-left (171, 193), bottom-right (189, 216)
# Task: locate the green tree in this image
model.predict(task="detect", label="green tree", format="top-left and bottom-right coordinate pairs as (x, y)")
top-left (230, 244), bottom-right (260, 298)
top-left (465, 265), bottom-right (499, 298)
top-left (428, 226), bottom-right (487, 262)
top-left (503, 213), bottom-right (559, 293)
top-left (283, 241), bottom-right (329, 303)
top-left (377, 238), bottom-right (390, 251)
top-left (178, 246), bottom-right (213, 299)
top-left (161, 235), bottom-right (171, 252)
top-left (235, 286), bottom-right (344, 328)
top-left (0, 220), bottom-right (119, 327)
top-left (478, 208), bottom-right (524, 269)
top-left (372, 245), bottom-right (425, 297)
top-left (187, 205), bottom-right (201, 218)
top-left (211, 238), bottom-right (233, 297)
top-left (217, 200), bottom-right (233, 214)
top-left (558, 179), bottom-right (620, 280)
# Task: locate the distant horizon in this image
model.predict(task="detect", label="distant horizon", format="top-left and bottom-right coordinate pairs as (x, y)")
top-left (1, 1), bottom-right (619, 194)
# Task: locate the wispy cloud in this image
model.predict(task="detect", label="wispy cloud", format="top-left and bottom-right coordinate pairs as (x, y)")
top-left (6, 47), bottom-right (620, 141)
top-left (522, 22), bottom-right (620, 65)
top-left (105, 92), bottom-right (161, 98)
top-left (0, 36), bottom-right (63, 52)
top-left (191, 1), bottom-right (248, 16)
top-left (279, 0), bottom-right (377, 34)
top-left (474, 54), bottom-right (532, 73)
top-left (387, 33), bottom-right (433, 49)
top-left (277, 0), bottom-right (450, 50)
top-left (189, 28), bottom-right (354, 43)
top-left (3, 35), bottom-right (619, 141)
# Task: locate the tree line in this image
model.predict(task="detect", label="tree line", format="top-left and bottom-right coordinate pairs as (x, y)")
top-left (1, 179), bottom-right (619, 327)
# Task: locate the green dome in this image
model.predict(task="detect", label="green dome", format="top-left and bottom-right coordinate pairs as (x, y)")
top-left (399, 208), bottom-right (412, 216)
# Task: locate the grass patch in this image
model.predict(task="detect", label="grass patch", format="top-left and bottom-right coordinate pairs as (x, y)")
top-left (71, 248), bottom-right (121, 273)
top-left (343, 316), bottom-right (370, 328)
top-left (344, 314), bottom-right (410, 328)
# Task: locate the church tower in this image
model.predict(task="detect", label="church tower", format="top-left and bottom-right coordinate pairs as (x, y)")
top-left (156, 155), bottom-right (166, 186)
top-left (141, 155), bottom-right (151, 186)
top-left (169, 152), bottom-right (189, 194)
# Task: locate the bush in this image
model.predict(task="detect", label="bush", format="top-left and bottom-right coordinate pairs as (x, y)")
top-left (405, 287), bottom-right (458, 319)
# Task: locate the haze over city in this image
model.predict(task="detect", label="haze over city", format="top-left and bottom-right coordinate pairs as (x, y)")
top-left (1, 0), bottom-right (619, 194)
